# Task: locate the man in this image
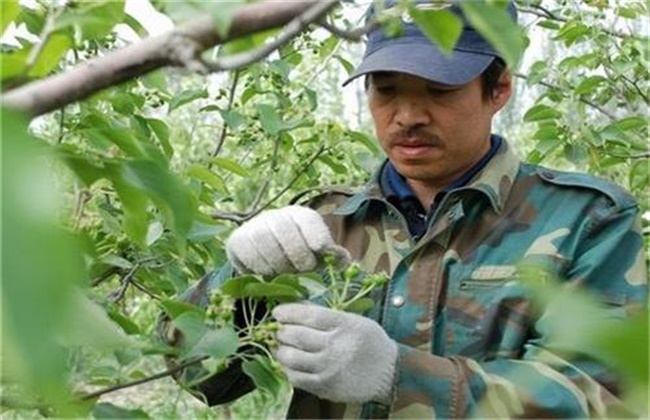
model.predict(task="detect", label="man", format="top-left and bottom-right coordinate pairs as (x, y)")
top-left (162, 1), bottom-right (647, 417)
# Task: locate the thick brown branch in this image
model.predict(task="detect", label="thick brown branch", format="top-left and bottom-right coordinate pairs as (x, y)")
top-left (2, 0), bottom-right (334, 117)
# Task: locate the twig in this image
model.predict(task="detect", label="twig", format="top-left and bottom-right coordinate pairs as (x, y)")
top-left (72, 188), bottom-right (91, 231)
top-left (203, 2), bottom-right (338, 72)
top-left (516, 4), bottom-right (631, 39)
top-left (514, 73), bottom-right (616, 120)
top-left (243, 135), bottom-right (283, 214)
top-left (91, 266), bottom-right (121, 287)
top-left (317, 19), bottom-right (379, 41)
top-left (107, 263), bottom-right (139, 303)
top-left (57, 107), bottom-right (65, 143)
top-left (23, 4), bottom-right (63, 76)
top-left (131, 280), bottom-right (162, 300)
top-left (211, 146), bottom-right (326, 223)
top-left (606, 150), bottom-right (650, 159)
top-left (211, 70), bottom-right (241, 160)
top-left (620, 74), bottom-right (649, 105)
top-left (78, 356), bottom-right (208, 401)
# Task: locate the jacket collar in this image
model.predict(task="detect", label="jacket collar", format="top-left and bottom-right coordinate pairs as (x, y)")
top-left (334, 137), bottom-right (520, 216)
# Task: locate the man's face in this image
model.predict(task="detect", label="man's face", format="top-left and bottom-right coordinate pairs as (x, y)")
top-left (367, 71), bottom-right (511, 192)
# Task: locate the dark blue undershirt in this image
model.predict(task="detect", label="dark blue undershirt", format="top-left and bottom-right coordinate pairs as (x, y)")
top-left (380, 135), bottom-right (502, 239)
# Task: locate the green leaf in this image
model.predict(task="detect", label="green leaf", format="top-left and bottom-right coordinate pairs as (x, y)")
top-left (107, 309), bottom-right (141, 335)
top-left (146, 221), bottom-right (164, 246)
top-left (219, 109), bottom-right (246, 131)
top-left (169, 88), bottom-right (209, 112)
top-left (536, 19), bottom-right (560, 30)
top-left (106, 163), bottom-right (148, 244)
top-left (527, 61), bottom-right (547, 86)
top-left (533, 124), bottom-right (560, 142)
top-left (160, 299), bottom-right (203, 319)
top-left (221, 275), bottom-right (263, 298)
top-left (2, 0), bottom-right (20, 33)
top-left (606, 116), bottom-right (647, 132)
top-left (409, 7), bottom-right (462, 53)
top-left (523, 104), bottom-right (563, 122)
top-left (220, 28), bottom-right (277, 56)
top-left (242, 356), bottom-right (285, 402)
top-left (212, 0), bottom-right (244, 38)
top-left (554, 20), bottom-right (590, 46)
top-left (187, 165), bottom-right (227, 193)
top-left (27, 32), bottom-right (70, 77)
top-left (101, 254), bottom-right (133, 269)
top-left (334, 55), bottom-right (354, 75)
top-left (210, 157), bottom-right (249, 177)
top-left (2, 109), bottom-right (82, 409)
top-left (348, 131), bottom-right (382, 156)
top-left (92, 402), bottom-right (150, 419)
top-left (187, 221), bottom-right (228, 243)
top-left (173, 312), bottom-right (207, 351)
top-left (243, 282), bottom-right (305, 300)
top-left (185, 327), bottom-right (239, 359)
top-left (61, 291), bottom-right (133, 348)
top-left (343, 297), bottom-right (375, 314)
top-left (574, 75), bottom-right (607, 95)
top-left (563, 143), bottom-right (588, 164)
top-left (145, 118), bottom-right (173, 158)
top-left (616, 7), bottom-right (638, 19)
top-left (58, 147), bottom-right (105, 186)
top-left (1, 48), bottom-right (29, 81)
top-left (319, 155), bottom-right (347, 174)
top-left (459, 1), bottom-right (525, 67)
top-left (55, 0), bottom-right (125, 41)
top-left (257, 103), bottom-right (283, 135)
top-left (121, 159), bottom-right (195, 237)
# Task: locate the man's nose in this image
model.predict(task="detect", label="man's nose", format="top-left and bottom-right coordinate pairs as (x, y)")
top-left (395, 96), bottom-right (431, 128)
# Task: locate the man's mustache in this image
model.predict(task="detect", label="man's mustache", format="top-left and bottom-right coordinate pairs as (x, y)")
top-left (388, 127), bottom-right (441, 146)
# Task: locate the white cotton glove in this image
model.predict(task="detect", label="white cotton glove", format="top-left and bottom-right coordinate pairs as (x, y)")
top-left (225, 206), bottom-right (351, 276)
top-left (272, 303), bottom-right (398, 404)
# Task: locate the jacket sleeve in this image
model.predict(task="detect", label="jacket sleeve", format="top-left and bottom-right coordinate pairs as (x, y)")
top-left (388, 203), bottom-right (647, 418)
top-left (157, 264), bottom-right (258, 406)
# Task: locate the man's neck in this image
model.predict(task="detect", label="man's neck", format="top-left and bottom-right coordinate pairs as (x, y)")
top-left (404, 136), bottom-right (500, 211)
top-left (405, 178), bottom-right (445, 210)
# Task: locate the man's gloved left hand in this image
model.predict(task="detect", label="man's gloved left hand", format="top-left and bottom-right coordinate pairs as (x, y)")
top-left (272, 303), bottom-right (398, 404)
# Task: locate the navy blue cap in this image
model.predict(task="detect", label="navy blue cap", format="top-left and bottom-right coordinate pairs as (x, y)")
top-left (343, 1), bottom-right (517, 86)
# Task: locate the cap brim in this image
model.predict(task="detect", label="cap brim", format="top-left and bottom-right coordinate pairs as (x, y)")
top-left (342, 42), bottom-right (495, 87)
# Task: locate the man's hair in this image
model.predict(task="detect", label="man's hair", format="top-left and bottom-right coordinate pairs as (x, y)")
top-left (363, 57), bottom-right (508, 101)
top-left (480, 57), bottom-right (507, 100)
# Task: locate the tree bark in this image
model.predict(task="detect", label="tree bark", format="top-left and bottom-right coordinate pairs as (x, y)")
top-left (2, 0), bottom-right (337, 117)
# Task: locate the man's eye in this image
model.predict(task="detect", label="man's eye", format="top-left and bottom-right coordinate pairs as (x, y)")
top-left (427, 87), bottom-right (450, 96)
top-left (375, 86), bottom-right (395, 95)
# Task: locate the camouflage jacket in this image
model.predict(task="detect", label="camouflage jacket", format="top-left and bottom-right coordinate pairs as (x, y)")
top-left (164, 139), bottom-right (647, 418)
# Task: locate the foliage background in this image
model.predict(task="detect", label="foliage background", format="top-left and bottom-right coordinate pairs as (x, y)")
top-left (1, 0), bottom-right (648, 418)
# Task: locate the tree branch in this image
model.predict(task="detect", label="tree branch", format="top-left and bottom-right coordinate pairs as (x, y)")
top-left (210, 70), bottom-right (240, 160)
top-left (203, 1), bottom-right (338, 72)
top-left (514, 72), bottom-right (616, 120)
top-left (516, 4), bottom-right (631, 39)
top-left (78, 356), bottom-right (208, 401)
top-left (2, 0), bottom-right (336, 117)
top-left (211, 146), bottom-right (326, 223)
top-left (317, 19), bottom-right (379, 41)
top-left (107, 263), bottom-right (140, 303)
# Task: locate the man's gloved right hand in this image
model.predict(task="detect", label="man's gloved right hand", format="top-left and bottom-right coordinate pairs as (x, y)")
top-left (225, 206), bottom-right (351, 276)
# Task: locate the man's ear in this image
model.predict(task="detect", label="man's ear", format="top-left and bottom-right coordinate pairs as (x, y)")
top-left (491, 69), bottom-right (513, 112)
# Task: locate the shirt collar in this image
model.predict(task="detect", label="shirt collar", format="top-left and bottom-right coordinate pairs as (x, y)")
top-left (381, 135), bottom-right (503, 201)
top-left (334, 136), bottom-right (520, 216)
